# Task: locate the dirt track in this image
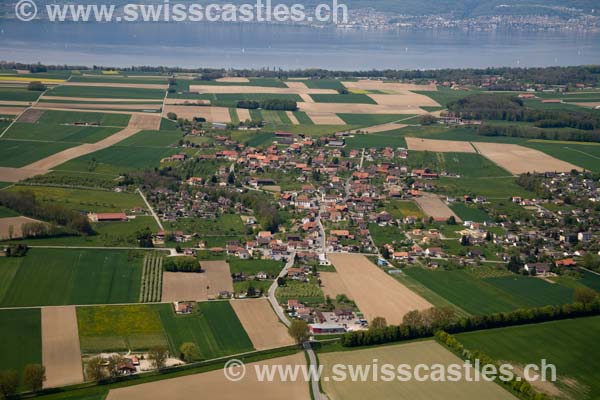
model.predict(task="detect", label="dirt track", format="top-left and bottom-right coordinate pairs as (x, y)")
top-left (105, 353), bottom-right (309, 400)
top-left (328, 254), bottom-right (432, 325)
top-left (415, 192), bottom-right (461, 222)
top-left (472, 142), bottom-right (581, 174)
top-left (230, 298), bottom-right (294, 350)
top-left (41, 306), bottom-right (84, 388)
top-left (286, 111), bottom-right (299, 125)
top-left (406, 137), bottom-right (476, 153)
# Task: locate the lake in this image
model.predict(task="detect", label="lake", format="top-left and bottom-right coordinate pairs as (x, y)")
top-left (1, 20), bottom-right (599, 69)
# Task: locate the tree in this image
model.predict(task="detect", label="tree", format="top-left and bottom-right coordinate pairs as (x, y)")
top-left (27, 81), bottom-right (47, 91)
top-left (167, 112), bottom-right (178, 120)
top-left (419, 114), bottom-right (438, 126)
top-left (148, 345), bottom-right (169, 370)
top-left (447, 216), bottom-right (457, 225)
top-left (180, 342), bottom-right (199, 362)
top-left (370, 317), bottom-right (387, 330)
top-left (85, 356), bottom-right (106, 381)
top-left (288, 320), bottom-right (309, 344)
top-left (23, 364), bottom-right (46, 392)
top-left (0, 370), bottom-right (19, 398)
top-left (402, 310), bottom-right (424, 328)
top-left (574, 287), bottom-right (598, 305)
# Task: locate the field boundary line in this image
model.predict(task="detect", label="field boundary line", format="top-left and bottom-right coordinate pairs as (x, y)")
top-left (137, 188), bottom-right (164, 231)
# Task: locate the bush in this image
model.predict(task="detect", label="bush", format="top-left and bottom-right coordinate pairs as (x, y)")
top-left (167, 112), bottom-right (178, 121)
top-left (27, 81), bottom-right (47, 91)
top-left (163, 256), bottom-right (201, 272)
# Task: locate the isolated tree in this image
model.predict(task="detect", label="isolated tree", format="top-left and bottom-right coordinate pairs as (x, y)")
top-left (288, 320), bottom-right (309, 344)
top-left (85, 356), bottom-right (106, 381)
top-left (370, 317), bottom-right (388, 330)
top-left (148, 345), bottom-right (169, 370)
top-left (0, 369), bottom-right (19, 398)
top-left (180, 342), bottom-right (199, 362)
top-left (167, 112), bottom-right (178, 120)
top-left (574, 287), bottom-right (598, 305)
top-left (447, 216), bottom-right (457, 225)
top-left (23, 364), bottom-right (46, 392)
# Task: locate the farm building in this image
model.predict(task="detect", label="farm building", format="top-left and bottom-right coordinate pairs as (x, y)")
top-left (88, 213), bottom-right (128, 222)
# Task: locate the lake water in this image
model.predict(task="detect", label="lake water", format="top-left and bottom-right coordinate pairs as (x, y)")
top-left (1, 21), bottom-right (599, 70)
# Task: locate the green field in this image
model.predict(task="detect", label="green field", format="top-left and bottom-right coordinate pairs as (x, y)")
top-left (7, 185), bottom-right (146, 213)
top-left (292, 111), bottom-right (314, 124)
top-left (580, 270), bottom-right (600, 292)
top-left (187, 78), bottom-right (287, 88)
top-left (309, 93), bottom-right (376, 104)
top-left (46, 85), bottom-right (166, 99)
top-left (0, 139), bottom-right (77, 167)
top-left (0, 309), bottom-right (42, 382)
top-left (166, 214), bottom-right (245, 236)
top-left (117, 130), bottom-right (182, 147)
top-left (437, 176), bottom-right (533, 199)
top-left (8, 216), bottom-right (159, 247)
top-left (384, 200), bottom-right (425, 219)
top-left (194, 93), bottom-right (302, 107)
top-left (338, 114), bottom-right (412, 126)
top-left (36, 110), bottom-right (131, 127)
top-left (523, 141), bottom-right (600, 172)
top-left (158, 301), bottom-right (254, 360)
top-left (404, 267), bottom-right (574, 315)
top-left (0, 86), bottom-right (43, 102)
top-left (228, 259), bottom-right (283, 276)
top-left (4, 122), bottom-right (121, 143)
top-left (413, 88), bottom-right (480, 107)
top-left (345, 131), bottom-right (407, 149)
top-left (0, 249), bottom-right (143, 307)
top-left (68, 76), bottom-right (169, 84)
top-left (450, 203), bottom-right (491, 222)
top-left (0, 205), bottom-right (20, 218)
top-left (55, 145), bottom-right (178, 176)
top-left (369, 223), bottom-right (406, 247)
top-left (302, 79), bottom-right (346, 91)
top-left (77, 304), bottom-right (167, 353)
top-left (457, 316), bottom-right (600, 400)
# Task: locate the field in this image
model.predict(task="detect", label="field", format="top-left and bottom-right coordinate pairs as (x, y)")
top-left (0, 249), bottom-right (143, 307)
top-left (116, 129), bottom-right (182, 147)
top-left (105, 353), bottom-right (309, 400)
top-left (46, 85), bottom-right (166, 99)
top-left (319, 340), bottom-right (515, 400)
top-left (338, 113), bottom-right (413, 126)
top-left (328, 254), bottom-right (432, 324)
top-left (3, 122), bottom-right (122, 143)
top-left (230, 299), bottom-right (294, 350)
top-left (0, 216), bottom-right (45, 240)
top-left (309, 93), bottom-right (377, 104)
top-left (580, 270), bottom-right (600, 292)
top-left (0, 308), bottom-right (42, 383)
top-left (345, 131), bottom-right (407, 149)
top-left (158, 301), bottom-right (254, 360)
top-left (0, 139), bottom-right (77, 167)
top-left (228, 259), bottom-right (283, 276)
top-left (473, 142), bottom-right (582, 174)
top-left (406, 137), bottom-right (475, 153)
top-left (0, 86), bottom-right (43, 102)
top-left (36, 110), bottom-right (131, 126)
top-left (6, 184), bottom-right (146, 213)
top-left (458, 316), bottom-right (600, 399)
top-left (404, 267), bottom-right (575, 315)
top-left (415, 193), bottom-right (461, 222)
top-left (523, 141), bottom-right (600, 173)
top-left (162, 261), bottom-right (232, 302)
top-left (77, 304), bottom-right (167, 353)
top-left (193, 93), bottom-right (303, 107)
top-left (319, 271), bottom-right (351, 298)
top-left (450, 203), bottom-right (491, 222)
top-left (41, 306), bottom-right (84, 388)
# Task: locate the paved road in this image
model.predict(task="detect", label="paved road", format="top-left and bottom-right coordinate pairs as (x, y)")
top-left (267, 251), bottom-right (295, 328)
top-left (304, 342), bottom-right (326, 400)
top-left (137, 188), bottom-right (165, 231)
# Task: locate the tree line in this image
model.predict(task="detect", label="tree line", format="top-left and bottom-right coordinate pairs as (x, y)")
top-left (340, 298), bottom-right (600, 347)
top-left (0, 191), bottom-right (94, 236)
top-left (0, 364), bottom-right (45, 398)
top-left (236, 99), bottom-right (298, 111)
top-left (163, 256), bottom-right (201, 272)
top-left (478, 124), bottom-right (600, 143)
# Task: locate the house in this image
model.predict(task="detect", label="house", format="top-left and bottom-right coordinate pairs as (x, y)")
top-left (173, 301), bottom-right (194, 314)
top-left (555, 258), bottom-right (576, 268)
top-left (578, 232), bottom-right (593, 242)
top-left (524, 263), bottom-right (551, 276)
top-left (425, 247), bottom-right (445, 258)
top-left (392, 251), bottom-right (409, 261)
